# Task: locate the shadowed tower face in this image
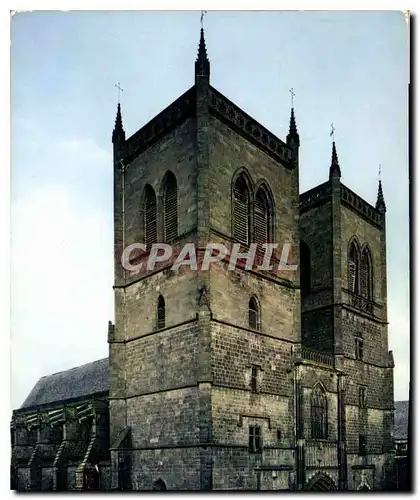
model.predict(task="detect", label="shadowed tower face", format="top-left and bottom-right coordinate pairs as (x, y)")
top-left (299, 142), bottom-right (394, 488)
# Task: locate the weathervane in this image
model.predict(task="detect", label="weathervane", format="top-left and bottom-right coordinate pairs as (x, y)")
top-left (330, 123), bottom-right (336, 141)
top-left (379, 164), bottom-right (382, 181)
top-left (289, 88), bottom-right (295, 108)
top-left (201, 10), bottom-right (207, 29)
top-left (115, 82), bottom-right (124, 103)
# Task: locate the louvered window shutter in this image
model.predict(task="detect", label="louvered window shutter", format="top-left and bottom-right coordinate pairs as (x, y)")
top-left (361, 250), bottom-right (372, 299)
top-left (361, 254), bottom-right (368, 298)
top-left (254, 191), bottom-right (268, 246)
top-left (144, 187), bottom-right (157, 250)
top-left (164, 174), bottom-right (178, 242)
top-left (349, 245), bottom-right (358, 293)
top-left (233, 178), bottom-right (250, 244)
top-left (349, 259), bottom-right (356, 293)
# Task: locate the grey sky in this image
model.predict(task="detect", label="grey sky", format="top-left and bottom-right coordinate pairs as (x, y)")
top-left (11, 11), bottom-right (409, 410)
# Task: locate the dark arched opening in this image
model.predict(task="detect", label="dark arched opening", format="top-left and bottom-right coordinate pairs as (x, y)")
top-left (157, 295), bottom-right (165, 330)
top-left (152, 478), bottom-right (167, 491)
top-left (249, 296), bottom-right (261, 331)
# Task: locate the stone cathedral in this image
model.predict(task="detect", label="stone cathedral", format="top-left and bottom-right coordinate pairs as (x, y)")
top-left (11, 29), bottom-right (395, 491)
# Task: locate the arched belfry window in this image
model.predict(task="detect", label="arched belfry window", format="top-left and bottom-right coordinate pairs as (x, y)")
top-left (163, 171), bottom-right (178, 242)
top-left (144, 185), bottom-right (157, 249)
top-left (348, 241), bottom-right (360, 294)
top-left (233, 174), bottom-right (251, 245)
top-left (249, 296), bottom-right (261, 331)
top-left (300, 241), bottom-right (311, 296)
top-left (157, 295), bottom-right (165, 330)
top-left (311, 384), bottom-right (328, 439)
top-left (254, 185), bottom-right (273, 245)
top-left (360, 246), bottom-right (373, 300)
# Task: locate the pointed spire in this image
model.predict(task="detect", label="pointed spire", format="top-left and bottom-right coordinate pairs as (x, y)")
top-left (112, 102), bottom-right (125, 144)
top-left (287, 107), bottom-right (300, 146)
top-left (289, 107), bottom-right (297, 135)
top-left (329, 141), bottom-right (341, 180)
top-left (376, 179), bottom-right (386, 212)
top-left (286, 89), bottom-right (299, 147)
top-left (195, 28), bottom-right (210, 79)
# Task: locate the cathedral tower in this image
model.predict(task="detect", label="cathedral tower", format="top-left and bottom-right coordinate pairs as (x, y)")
top-left (108, 28), bottom-right (302, 490)
top-left (299, 144), bottom-right (394, 489)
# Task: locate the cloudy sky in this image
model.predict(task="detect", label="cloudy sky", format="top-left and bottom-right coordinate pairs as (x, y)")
top-left (10, 11), bottom-right (409, 409)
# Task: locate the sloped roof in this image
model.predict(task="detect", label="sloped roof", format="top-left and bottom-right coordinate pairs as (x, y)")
top-left (19, 358), bottom-right (109, 410)
top-left (394, 400), bottom-right (409, 440)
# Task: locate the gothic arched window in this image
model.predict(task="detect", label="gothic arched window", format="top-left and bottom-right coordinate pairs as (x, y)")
top-left (249, 296), bottom-right (261, 331)
top-left (157, 295), bottom-right (165, 330)
top-left (163, 171), bottom-right (178, 242)
top-left (311, 384), bottom-right (328, 439)
top-left (233, 174), bottom-right (251, 245)
top-left (144, 185), bottom-right (157, 249)
top-left (348, 241), bottom-right (360, 294)
top-left (300, 241), bottom-right (311, 296)
top-left (254, 185), bottom-right (273, 245)
top-left (360, 246), bottom-right (373, 300)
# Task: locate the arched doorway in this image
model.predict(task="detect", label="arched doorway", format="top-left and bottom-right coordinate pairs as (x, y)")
top-left (306, 474), bottom-right (337, 491)
top-left (152, 478), bottom-right (167, 491)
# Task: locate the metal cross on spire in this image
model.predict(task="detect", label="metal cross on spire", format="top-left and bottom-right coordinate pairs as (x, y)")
top-left (379, 163), bottom-right (382, 181)
top-left (200, 10), bottom-right (207, 29)
top-left (330, 123), bottom-right (336, 141)
top-left (289, 88), bottom-right (295, 108)
top-left (115, 82), bottom-right (124, 103)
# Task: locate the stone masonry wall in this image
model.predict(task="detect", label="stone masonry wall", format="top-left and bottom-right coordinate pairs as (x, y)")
top-left (210, 263), bottom-right (300, 343)
top-left (340, 205), bottom-right (385, 306)
top-left (209, 116), bottom-right (299, 253)
top-left (207, 113), bottom-right (300, 491)
top-left (299, 202), bottom-right (333, 294)
top-left (299, 202), bottom-right (334, 353)
top-left (122, 117), bottom-right (197, 250)
top-left (110, 113), bottom-right (202, 456)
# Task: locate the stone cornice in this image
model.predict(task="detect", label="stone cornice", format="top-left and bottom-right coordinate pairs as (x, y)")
top-left (209, 86), bottom-right (296, 169)
top-left (299, 181), bottom-right (332, 214)
top-left (340, 184), bottom-right (383, 229)
top-left (299, 181), bottom-right (384, 230)
top-left (120, 86), bottom-right (196, 166)
top-left (117, 84), bottom-right (297, 170)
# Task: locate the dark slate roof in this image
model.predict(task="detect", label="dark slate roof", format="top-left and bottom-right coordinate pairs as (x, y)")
top-left (19, 358), bottom-right (109, 410)
top-left (394, 400), bottom-right (409, 440)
